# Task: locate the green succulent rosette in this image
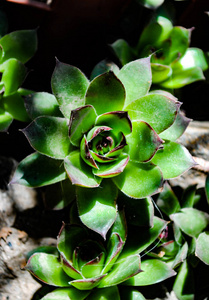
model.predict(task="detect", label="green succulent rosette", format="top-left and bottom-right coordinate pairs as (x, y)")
top-left (25, 209), bottom-right (175, 299)
top-left (0, 13), bottom-right (37, 131)
top-left (11, 57), bottom-right (195, 236)
top-left (111, 14), bottom-right (208, 89)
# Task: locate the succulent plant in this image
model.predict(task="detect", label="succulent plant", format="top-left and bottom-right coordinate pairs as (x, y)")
top-left (0, 11), bottom-right (37, 131)
top-left (25, 206), bottom-right (176, 299)
top-left (149, 180), bottom-right (209, 299)
top-left (111, 14), bottom-right (208, 89)
top-left (11, 57), bottom-right (195, 237)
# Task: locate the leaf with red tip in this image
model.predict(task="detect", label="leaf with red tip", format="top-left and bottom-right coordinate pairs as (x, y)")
top-left (70, 275), bottom-right (107, 290)
top-left (64, 150), bottom-right (102, 187)
top-left (85, 71), bottom-right (125, 115)
top-left (76, 179), bottom-right (118, 238)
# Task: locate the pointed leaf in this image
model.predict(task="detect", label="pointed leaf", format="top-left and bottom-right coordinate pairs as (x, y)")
top-left (117, 57), bottom-right (152, 106)
top-left (96, 111), bottom-right (132, 135)
top-left (90, 59), bottom-right (120, 80)
top-left (151, 141), bottom-right (196, 179)
top-left (51, 60), bottom-right (89, 118)
top-left (125, 120), bottom-right (163, 162)
top-left (121, 217), bottom-right (167, 257)
top-left (125, 93), bottom-right (180, 134)
top-left (10, 152), bottom-right (67, 187)
top-left (87, 286), bottom-right (120, 300)
top-left (69, 105), bottom-right (97, 146)
top-left (0, 29), bottom-right (37, 63)
top-left (151, 63), bottom-right (172, 84)
top-left (124, 259), bottom-right (176, 286)
top-left (64, 150), bottom-right (102, 187)
top-left (161, 67), bottom-right (205, 89)
top-left (81, 252), bottom-right (106, 278)
top-left (24, 92), bottom-right (62, 119)
top-left (195, 231), bottom-right (209, 265)
top-left (160, 112), bottom-right (191, 141)
top-left (76, 179), bottom-right (118, 238)
top-left (99, 254), bottom-right (141, 288)
top-left (113, 161), bottom-right (163, 199)
top-left (93, 154), bottom-right (129, 178)
top-left (173, 261), bottom-right (195, 300)
top-left (41, 287), bottom-right (90, 300)
top-left (172, 242), bottom-right (188, 268)
top-left (3, 91), bottom-right (30, 122)
top-left (171, 208), bottom-right (209, 238)
top-left (0, 58), bottom-right (27, 95)
top-left (70, 275), bottom-right (106, 290)
top-left (22, 116), bottom-right (71, 159)
top-left (85, 71), bottom-right (125, 115)
top-left (111, 39), bottom-right (136, 66)
top-left (0, 110), bottom-right (13, 131)
top-left (156, 181), bottom-right (180, 216)
top-left (119, 288), bottom-right (146, 300)
top-left (26, 253), bottom-right (70, 287)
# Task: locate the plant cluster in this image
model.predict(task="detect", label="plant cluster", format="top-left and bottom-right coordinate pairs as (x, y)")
top-left (0, 12), bottom-right (37, 131)
top-left (1, 2), bottom-right (209, 299)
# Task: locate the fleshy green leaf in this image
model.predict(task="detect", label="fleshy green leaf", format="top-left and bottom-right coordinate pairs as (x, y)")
top-left (0, 58), bottom-right (27, 95)
top-left (87, 286), bottom-right (120, 300)
top-left (151, 141), bottom-right (196, 179)
top-left (123, 259), bottom-right (176, 286)
top-left (174, 47), bottom-right (208, 72)
top-left (64, 150), bottom-right (102, 187)
top-left (22, 116), bottom-right (71, 159)
top-left (171, 208), bottom-right (209, 238)
top-left (90, 59), bottom-right (120, 80)
top-left (26, 253), bottom-right (70, 287)
top-left (3, 91), bottom-right (30, 122)
top-left (125, 120), bottom-right (163, 162)
top-left (125, 93), bottom-right (180, 134)
top-left (85, 71), bottom-right (125, 115)
top-left (98, 254), bottom-right (141, 288)
top-left (93, 154), bottom-right (129, 178)
top-left (120, 217), bottom-right (167, 257)
top-left (51, 60), bottom-right (89, 118)
top-left (111, 39), bottom-right (136, 66)
top-left (41, 287), bottom-right (90, 300)
top-left (113, 161), bottom-right (163, 199)
top-left (195, 231), bottom-right (209, 265)
top-left (172, 242), bottom-right (188, 268)
top-left (70, 275), bottom-right (106, 290)
top-left (181, 184), bottom-right (198, 208)
top-left (120, 195), bottom-right (154, 227)
top-left (156, 181), bottom-right (180, 216)
top-left (43, 179), bottom-right (76, 210)
top-left (69, 105), bottom-right (97, 147)
top-left (10, 152), bottom-right (67, 187)
top-left (173, 261), bottom-right (195, 300)
top-left (117, 57), bottom-right (152, 106)
top-left (76, 179), bottom-right (118, 238)
top-left (0, 29), bottom-right (37, 63)
top-left (96, 111), bottom-right (132, 136)
top-left (24, 92), bottom-right (62, 119)
top-left (151, 63), bottom-right (172, 84)
top-left (0, 110), bottom-right (13, 131)
top-left (160, 112), bottom-right (191, 141)
top-left (160, 67), bottom-right (205, 89)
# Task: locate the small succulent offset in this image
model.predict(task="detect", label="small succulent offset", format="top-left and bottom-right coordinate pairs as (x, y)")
top-left (0, 11), bottom-right (37, 131)
top-left (25, 207), bottom-right (176, 299)
top-left (150, 180), bottom-right (209, 299)
top-left (111, 14), bottom-right (208, 89)
top-left (11, 56), bottom-right (195, 237)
